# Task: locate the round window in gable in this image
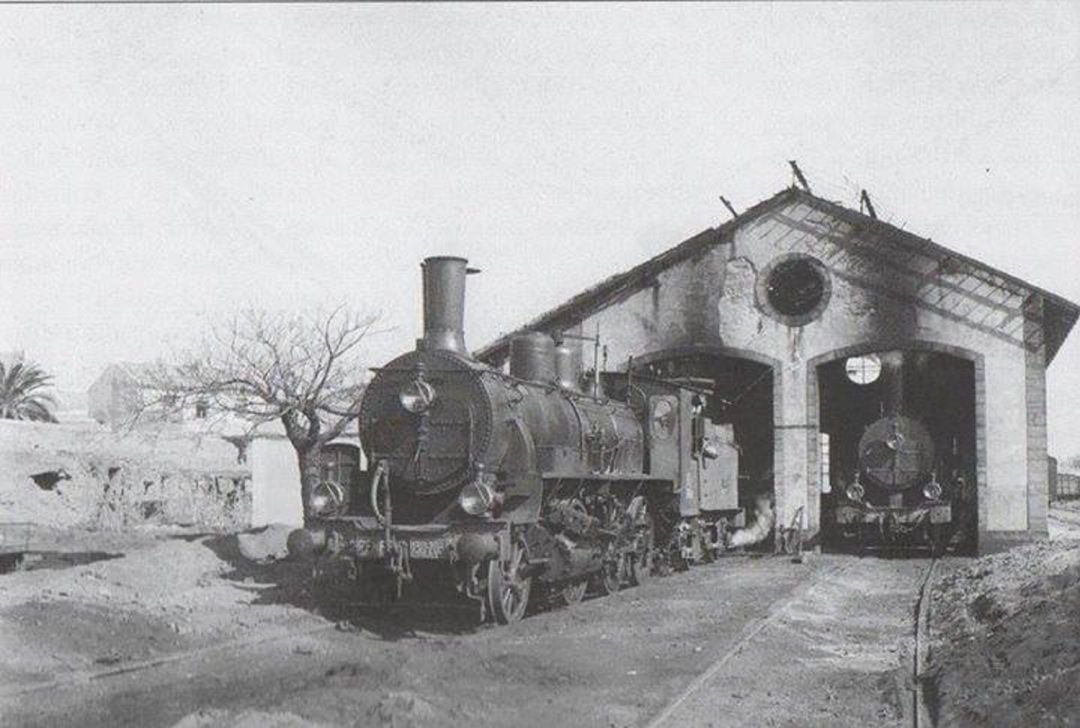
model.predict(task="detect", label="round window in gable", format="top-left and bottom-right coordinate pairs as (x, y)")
top-left (755, 253), bottom-right (831, 326)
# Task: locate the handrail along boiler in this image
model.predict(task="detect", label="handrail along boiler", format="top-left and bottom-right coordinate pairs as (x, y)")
top-left (289, 256), bottom-right (744, 623)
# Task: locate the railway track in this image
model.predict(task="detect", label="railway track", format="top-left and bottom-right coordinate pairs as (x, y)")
top-left (913, 557), bottom-right (939, 728)
top-left (643, 559), bottom-right (848, 728)
top-left (644, 555), bottom-right (941, 728)
top-left (2, 557), bottom-right (817, 728)
top-left (6, 556), bottom-right (944, 727)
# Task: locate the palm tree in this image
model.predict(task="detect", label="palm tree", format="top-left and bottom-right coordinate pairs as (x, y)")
top-left (0, 361), bottom-right (58, 422)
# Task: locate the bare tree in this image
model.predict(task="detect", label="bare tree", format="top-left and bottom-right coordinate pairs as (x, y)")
top-left (147, 307), bottom-right (383, 521)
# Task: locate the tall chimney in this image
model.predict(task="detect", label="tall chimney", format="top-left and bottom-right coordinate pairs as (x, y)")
top-left (419, 256), bottom-right (476, 355)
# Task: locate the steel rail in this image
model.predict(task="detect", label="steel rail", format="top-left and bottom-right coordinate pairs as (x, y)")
top-left (645, 556), bottom-right (939, 728)
top-left (913, 557), bottom-right (939, 728)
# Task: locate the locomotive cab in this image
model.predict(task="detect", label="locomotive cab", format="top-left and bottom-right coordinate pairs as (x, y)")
top-left (603, 373), bottom-right (745, 565)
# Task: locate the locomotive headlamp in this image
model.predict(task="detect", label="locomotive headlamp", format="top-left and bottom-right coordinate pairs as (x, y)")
top-left (308, 480), bottom-right (347, 517)
top-left (309, 491), bottom-right (332, 516)
top-left (845, 481), bottom-right (865, 502)
top-left (399, 379), bottom-right (436, 414)
top-left (459, 479), bottom-right (497, 516)
top-left (923, 478), bottom-right (943, 501)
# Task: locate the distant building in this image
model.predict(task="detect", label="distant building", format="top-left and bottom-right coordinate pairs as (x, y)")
top-left (1049, 456), bottom-right (1080, 500)
top-left (87, 362), bottom-right (206, 428)
top-left (85, 361), bottom-right (365, 525)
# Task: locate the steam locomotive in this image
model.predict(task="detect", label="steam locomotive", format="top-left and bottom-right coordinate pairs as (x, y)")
top-left (829, 397), bottom-right (976, 550)
top-left (832, 414), bottom-right (966, 554)
top-left (288, 257), bottom-right (744, 623)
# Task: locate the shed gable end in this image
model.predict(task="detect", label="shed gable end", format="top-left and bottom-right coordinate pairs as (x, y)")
top-left (739, 199), bottom-right (1034, 355)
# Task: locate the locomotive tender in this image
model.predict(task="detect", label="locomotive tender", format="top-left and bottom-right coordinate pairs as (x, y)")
top-left (288, 256), bottom-right (743, 623)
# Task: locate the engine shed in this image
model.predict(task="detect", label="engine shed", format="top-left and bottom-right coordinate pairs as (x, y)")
top-left (477, 187), bottom-right (1079, 553)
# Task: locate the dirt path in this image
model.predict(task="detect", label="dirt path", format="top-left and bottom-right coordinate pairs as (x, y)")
top-left (1, 546), bottom-right (937, 728)
top-left (643, 557), bottom-right (934, 728)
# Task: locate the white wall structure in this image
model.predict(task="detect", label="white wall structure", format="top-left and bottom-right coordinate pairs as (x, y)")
top-left (249, 437), bottom-right (304, 527)
top-left (248, 429), bottom-right (365, 528)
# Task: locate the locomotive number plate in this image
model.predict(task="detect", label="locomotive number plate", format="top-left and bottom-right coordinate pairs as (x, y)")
top-left (348, 532), bottom-right (455, 560)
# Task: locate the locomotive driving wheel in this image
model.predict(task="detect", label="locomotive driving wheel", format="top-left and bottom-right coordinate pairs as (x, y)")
top-left (626, 496), bottom-right (656, 587)
top-left (487, 534), bottom-right (532, 624)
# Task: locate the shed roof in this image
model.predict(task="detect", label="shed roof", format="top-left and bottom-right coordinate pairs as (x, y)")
top-left (475, 187), bottom-right (1079, 365)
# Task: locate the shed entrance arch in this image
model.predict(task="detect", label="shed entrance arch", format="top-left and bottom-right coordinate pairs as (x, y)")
top-left (813, 344), bottom-right (980, 554)
top-left (633, 346), bottom-right (779, 549)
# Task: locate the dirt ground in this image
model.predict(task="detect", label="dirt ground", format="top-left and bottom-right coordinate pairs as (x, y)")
top-left (650, 555), bottom-right (933, 728)
top-left (0, 525), bottom-right (931, 728)
top-left (2, 507), bottom-right (1078, 727)
top-left (928, 501), bottom-right (1080, 727)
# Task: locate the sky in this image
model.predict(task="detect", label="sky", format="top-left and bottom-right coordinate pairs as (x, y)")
top-left (2, 3), bottom-right (1079, 451)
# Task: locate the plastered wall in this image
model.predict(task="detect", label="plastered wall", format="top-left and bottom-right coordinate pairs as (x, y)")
top-left (249, 437), bottom-right (304, 527)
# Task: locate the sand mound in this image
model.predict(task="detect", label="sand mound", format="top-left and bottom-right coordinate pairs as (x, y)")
top-left (367, 691), bottom-right (444, 728)
top-left (930, 540), bottom-right (1080, 726)
top-left (236, 524), bottom-right (293, 563)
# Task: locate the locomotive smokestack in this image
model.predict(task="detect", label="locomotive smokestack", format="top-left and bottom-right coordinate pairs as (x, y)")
top-left (419, 256), bottom-right (478, 355)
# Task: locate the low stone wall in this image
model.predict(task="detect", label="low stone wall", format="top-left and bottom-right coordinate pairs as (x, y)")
top-left (0, 420), bottom-right (251, 531)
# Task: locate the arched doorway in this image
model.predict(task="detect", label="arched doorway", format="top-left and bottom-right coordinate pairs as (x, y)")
top-left (814, 345), bottom-right (980, 554)
top-left (634, 345), bottom-right (779, 549)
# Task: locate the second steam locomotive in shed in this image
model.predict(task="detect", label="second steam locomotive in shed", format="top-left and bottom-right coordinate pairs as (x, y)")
top-left (823, 350), bottom-right (976, 554)
top-left (288, 256), bottom-right (744, 623)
